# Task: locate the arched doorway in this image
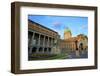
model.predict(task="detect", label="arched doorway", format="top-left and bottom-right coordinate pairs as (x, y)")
top-left (79, 43), bottom-right (83, 51)
top-left (32, 47), bottom-right (37, 53)
top-left (39, 47), bottom-right (43, 53)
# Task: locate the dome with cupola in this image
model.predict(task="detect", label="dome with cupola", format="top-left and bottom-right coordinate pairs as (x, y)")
top-left (64, 27), bottom-right (72, 39)
top-left (64, 27), bottom-right (71, 34)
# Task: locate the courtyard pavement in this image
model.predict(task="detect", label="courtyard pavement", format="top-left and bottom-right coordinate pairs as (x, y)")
top-left (67, 50), bottom-right (88, 59)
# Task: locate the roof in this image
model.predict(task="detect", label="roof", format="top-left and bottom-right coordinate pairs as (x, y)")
top-left (64, 27), bottom-right (72, 34)
top-left (28, 19), bottom-right (58, 34)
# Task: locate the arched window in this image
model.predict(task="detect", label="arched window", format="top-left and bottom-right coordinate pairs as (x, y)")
top-left (32, 47), bottom-right (37, 53)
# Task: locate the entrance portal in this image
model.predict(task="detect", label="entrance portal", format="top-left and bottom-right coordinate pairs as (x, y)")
top-left (79, 43), bottom-right (83, 50)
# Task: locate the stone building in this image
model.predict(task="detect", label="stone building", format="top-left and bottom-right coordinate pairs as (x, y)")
top-left (28, 19), bottom-right (60, 55)
top-left (60, 28), bottom-right (88, 53)
top-left (28, 19), bottom-right (88, 56)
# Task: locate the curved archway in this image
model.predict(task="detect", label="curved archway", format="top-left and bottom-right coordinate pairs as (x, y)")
top-left (32, 47), bottom-right (37, 53)
top-left (79, 43), bottom-right (83, 50)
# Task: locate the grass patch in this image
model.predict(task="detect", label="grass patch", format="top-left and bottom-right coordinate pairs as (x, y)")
top-left (29, 53), bottom-right (69, 60)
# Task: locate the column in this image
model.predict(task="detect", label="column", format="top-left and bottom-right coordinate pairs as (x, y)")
top-left (49, 38), bottom-right (51, 47)
top-left (38, 34), bottom-right (41, 46)
top-left (36, 47), bottom-right (39, 53)
top-left (29, 32), bottom-right (35, 54)
top-left (43, 35), bottom-right (45, 53)
top-left (37, 34), bottom-right (41, 53)
top-left (46, 37), bottom-right (49, 54)
top-left (43, 36), bottom-right (45, 47)
top-left (48, 37), bottom-right (50, 47)
top-left (51, 38), bottom-right (54, 53)
top-left (52, 38), bottom-right (54, 47)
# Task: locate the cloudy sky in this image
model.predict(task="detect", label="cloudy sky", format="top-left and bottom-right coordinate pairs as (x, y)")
top-left (28, 15), bottom-right (88, 39)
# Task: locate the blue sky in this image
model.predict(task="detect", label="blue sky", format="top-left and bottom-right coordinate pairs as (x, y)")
top-left (28, 15), bottom-right (88, 39)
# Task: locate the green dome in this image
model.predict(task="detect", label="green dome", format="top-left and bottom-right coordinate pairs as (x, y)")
top-left (64, 28), bottom-right (71, 33)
